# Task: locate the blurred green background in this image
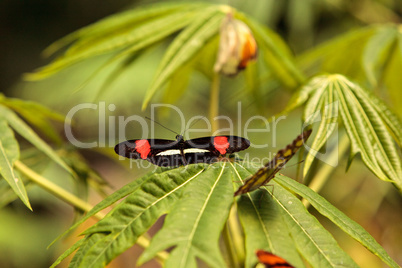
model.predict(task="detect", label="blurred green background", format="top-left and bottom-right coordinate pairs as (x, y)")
top-left (0, 0), bottom-right (401, 267)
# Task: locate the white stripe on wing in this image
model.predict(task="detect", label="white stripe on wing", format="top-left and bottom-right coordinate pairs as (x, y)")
top-left (155, 148), bottom-right (210, 156)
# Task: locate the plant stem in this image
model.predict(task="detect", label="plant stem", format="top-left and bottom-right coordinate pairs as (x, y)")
top-left (14, 160), bottom-right (169, 262)
top-left (222, 220), bottom-right (238, 268)
top-left (15, 160), bottom-right (105, 219)
top-left (209, 73), bottom-right (220, 133)
top-left (302, 134), bottom-right (350, 207)
top-left (227, 204), bottom-right (244, 265)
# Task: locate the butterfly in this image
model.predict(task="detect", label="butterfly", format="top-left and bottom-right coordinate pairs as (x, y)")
top-left (115, 134), bottom-right (250, 167)
top-left (234, 129), bottom-right (312, 196)
top-left (256, 250), bottom-right (294, 268)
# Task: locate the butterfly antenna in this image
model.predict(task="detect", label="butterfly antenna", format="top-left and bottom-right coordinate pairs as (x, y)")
top-left (145, 117), bottom-right (178, 135)
top-left (180, 116), bottom-right (205, 135)
top-left (280, 160), bottom-right (305, 169)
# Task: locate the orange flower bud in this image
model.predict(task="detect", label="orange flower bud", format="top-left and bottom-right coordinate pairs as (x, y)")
top-left (214, 14), bottom-right (258, 76)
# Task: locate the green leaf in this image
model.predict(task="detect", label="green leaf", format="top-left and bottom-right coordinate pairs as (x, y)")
top-left (54, 158), bottom-right (395, 267)
top-left (363, 79), bottom-right (402, 146)
top-left (49, 168), bottom-right (154, 248)
top-left (234, 163), bottom-right (304, 268)
top-left (142, 6), bottom-right (225, 110)
top-left (298, 75), bottom-right (402, 190)
top-left (297, 26), bottom-right (376, 78)
top-left (44, 2), bottom-right (205, 56)
top-left (0, 105), bottom-right (73, 175)
top-left (234, 161), bottom-right (358, 268)
top-left (283, 75), bottom-right (327, 114)
top-left (297, 25), bottom-right (402, 115)
top-left (0, 177), bottom-right (30, 209)
top-left (26, 4), bottom-right (205, 80)
top-left (363, 26), bottom-right (398, 87)
top-left (68, 164), bottom-right (206, 267)
top-left (193, 34), bottom-right (219, 79)
top-left (302, 81), bottom-right (338, 176)
top-left (383, 32), bottom-right (402, 116)
top-left (139, 163), bottom-right (233, 268)
top-left (276, 175), bottom-right (400, 268)
top-left (76, 12), bottom-right (196, 96)
top-left (0, 95), bottom-right (64, 144)
top-left (271, 181), bottom-right (358, 268)
top-left (69, 234), bottom-right (104, 268)
top-left (50, 239), bottom-right (84, 268)
top-left (302, 76), bottom-right (330, 120)
top-left (161, 61), bottom-right (193, 106)
top-left (93, 51), bottom-right (142, 100)
top-left (0, 148), bottom-right (52, 209)
top-left (334, 75), bottom-right (402, 188)
top-left (0, 118), bottom-right (31, 210)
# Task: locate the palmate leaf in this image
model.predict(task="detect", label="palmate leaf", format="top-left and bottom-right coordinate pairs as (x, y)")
top-left (48, 167), bottom-right (159, 250)
top-left (234, 163), bottom-right (304, 268)
top-left (28, 12), bottom-right (200, 81)
top-left (334, 76), bottom-right (402, 188)
top-left (55, 159), bottom-right (397, 268)
top-left (364, 89), bottom-right (402, 146)
top-left (26, 3), bottom-right (207, 80)
top-left (24, 2), bottom-right (305, 111)
top-left (142, 6), bottom-right (225, 110)
top-left (302, 79), bottom-right (338, 175)
top-left (234, 163), bottom-right (357, 268)
top-left (138, 163), bottom-right (233, 268)
top-left (270, 182), bottom-right (358, 267)
top-left (276, 174), bottom-right (400, 268)
top-left (284, 75), bottom-right (401, 190)
top-left (63, 3), bottom-right (205, 56)
top-left (60, 164), bottom-right (207, 268)
top-left (81, 11), bottom-right (196, 99)
top-left (43, 3), bottom-right (198, 56)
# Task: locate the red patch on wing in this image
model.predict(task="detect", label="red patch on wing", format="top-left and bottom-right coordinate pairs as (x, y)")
top-left (256, 250), bottom-right (294, 268)
top-left (135, 140), bottom-right (151, 159)
top-left (214, 136), bottom-right (230, 155)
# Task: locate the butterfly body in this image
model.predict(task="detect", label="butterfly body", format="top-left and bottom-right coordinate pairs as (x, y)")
top-left (234, 130), bottom-right (312, 196)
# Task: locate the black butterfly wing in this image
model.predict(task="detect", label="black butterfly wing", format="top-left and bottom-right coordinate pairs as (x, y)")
top-left (114, 139), bottom-right (178, 159)
top-left (114, 135), bottom-right (250, 167)
top-left (185, 136), bottom-right (250, 156)
top-left (182, 152), bottom-right (217, 165)
top-left (147, 154), bottom-right (187, 167)
top-left (115, 139), bottom-right (191, 167)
